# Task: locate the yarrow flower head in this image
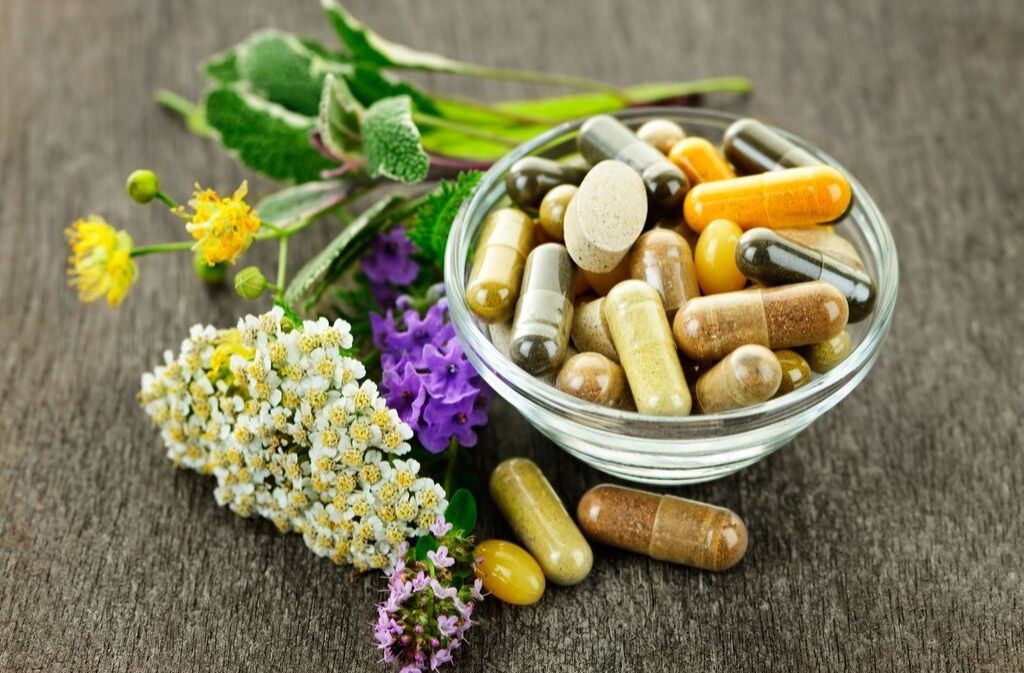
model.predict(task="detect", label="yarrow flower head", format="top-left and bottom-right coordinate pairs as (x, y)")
top-left (139, 307), bottom-right (448, 572)
top-left (175, 180), bottom-right (260, 266)
top-left (65, 215), bottom-right (137, 306)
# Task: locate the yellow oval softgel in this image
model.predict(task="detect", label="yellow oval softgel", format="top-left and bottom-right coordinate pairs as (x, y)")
top-left (694, 219), bottom-right (747, 295)
top-left (466, 208), bottom-right (534, 323)
top-left (474, 539), bottom-right (545, 606)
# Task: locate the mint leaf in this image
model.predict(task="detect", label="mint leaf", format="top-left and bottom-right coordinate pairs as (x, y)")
top-left (408, 171), bottom-right (482, 264)
top-left (443, 489), bottom-right (477, 535)
top-left (236, 31), bottom-right (333, 117)
top-left (203, 86), bottom-right (334, 183)
top-left (318, 74), bottom-right (363, 160)
top-left (360, 96), bottom-right (428, 183)
top-left (203, 50), bottom-right (241, 84)
top-left (256, 181), bottom-right (351, 228)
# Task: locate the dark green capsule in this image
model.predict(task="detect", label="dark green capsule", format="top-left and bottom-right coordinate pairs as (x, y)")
top-left (577, 115), bottom-right (689, 212)
top-left (506, 157), bottom-right (588, 210)
top-left (722, 118), bottom-right (821, 175)
top-left (510, 243), bottom-right (575, 375)
top-left (735, 228), bottom-right (876, 322)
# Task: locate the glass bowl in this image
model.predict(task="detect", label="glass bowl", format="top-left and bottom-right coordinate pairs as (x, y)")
top-left (444, 107), bottom-right (898, 485)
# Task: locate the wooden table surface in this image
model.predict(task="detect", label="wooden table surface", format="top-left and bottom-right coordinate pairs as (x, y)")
top-left (2, 1), bottom-right (1021, 671)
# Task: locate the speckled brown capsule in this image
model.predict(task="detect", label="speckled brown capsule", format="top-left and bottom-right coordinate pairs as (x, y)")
top-left (556, 352), bottom-right (630, 409)
top-left (628, 229), bottom-right (700, 318)
top-left (802, 330), bottom-right (853, 373)
top-left (774, 349), bottom-right (812, 395)
top-left (695, 345), bottom-right (782, 413)
top-left (509, 243), bottom-right (575, 375)
top-left (506, 157), bottom-right (588, 210)
top-left (577, 485), bottom-right (748, 571)
top-left (673, 281), bottom-right (849, 361)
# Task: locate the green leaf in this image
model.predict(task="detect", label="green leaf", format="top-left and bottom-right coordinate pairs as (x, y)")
top-left (203, 86), bottom-right (335, 183)
top-left (256, 180), bottom-right (352, 228)
top-left (360, 96), bottom-right (429, 183)
top-left (283, 194), bottom-right (405, 310)
top-left (408, 172), bottom-right (482, 264)
top-left (236, 31), bottom-right (334, 117)
top-left (203, 50), bottom-right (242, 83)
top-left (450, 567), bottom-right (472, 589)
top-left (343, 65), bottom-right (438, 113)
top-left (443, 489), bottom-right (477, 535)
top-left (318, 74), bottom-right (363, 160)
top-left (414, 534), bottom-right (439, 562)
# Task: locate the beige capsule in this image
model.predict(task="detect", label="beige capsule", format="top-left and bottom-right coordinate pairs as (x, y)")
top-left (537, 184), bottom-right (577, 242)
top-left (636, 118), bottom-right (687, 155)
top-left (563, 160), bottom-right (647, 273)
top-left (556, 352), bottom-right (630, 409)
top-left (604, 280), bottom-right (692, 416)
top-left (570, 297), bottom-right (619, 363)
top-left (695, 345), bottom-right (782, 413)
top-left (629, 228), bottom-right (700, 318)
top-left (490, 458), bottom-right (593, 586)
top-left (802, 330), bottom-right (853, 373)
top-left (466, 208), bottom-right (534, 323)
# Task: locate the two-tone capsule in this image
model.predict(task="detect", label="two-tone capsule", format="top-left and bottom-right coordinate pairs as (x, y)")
top-left (577, 485), bottom-right (748, 571)
top-left (777, 225), bottom-right (865, 272)
top-left (673, 281), bottom-right (849, 361)
top-left (506, 157), bottom-right (588, 210)
top-left (628, 229), bottom-right (700, 318)
top-left (509, 243), bottom-right (575, 375)
top-left (578, 114), bottom-right (690, 212)
top-left (722, 118), bottom-right (821, 174)
top-left (604, 280), bottom-right (692, 415)
top-left (736, 228), bottom-right (876, 321)
top-left (466, 208), bottom-right (534, 322)
top-left (490, 458), bottom-right (593, 585)
top-left (555, 352), bottom-right (630, 409)
top-left (683, 166), bottom-right (852, 232)
top-left (695, 344), bottom-right (782, 413)
top-left (668, 137), bottom-right (736, 185)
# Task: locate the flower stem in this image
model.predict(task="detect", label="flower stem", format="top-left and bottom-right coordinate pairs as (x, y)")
top-left (130, 241), bottom-right (193, 257)
top-left (411, 112), bottom-right (520, 147)
top-left (276, 237), bottom-right (289, 298)
top-left (442, 439), bottom-right (460, 494)
top-left (155, 90), bottom-right (195, 119)
top-left (155, 190), bottom-right (179, 210)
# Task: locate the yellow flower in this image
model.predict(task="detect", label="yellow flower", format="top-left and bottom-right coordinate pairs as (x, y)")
top-left (176, 181), bottom-right (260, 265)
top-left (65, 215), bottom-right (138, 306)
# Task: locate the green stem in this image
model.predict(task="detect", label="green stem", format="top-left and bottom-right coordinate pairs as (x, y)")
top-left (442, 439), bottom-right (460, 494)
top-left (155, 90), bottom-right (196, 119)
top-left (276, 237), bottom-right (288, 298)
top-left (130, 241), bottom-right (193, 257)
top-left (412, 111), bottom-right (520, 147)
top-left (155, 190), bottom-right (179, 210)
top-left (391, 62), bottom-right (628, 102)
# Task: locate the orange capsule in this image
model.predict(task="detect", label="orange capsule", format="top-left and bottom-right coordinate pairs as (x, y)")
top-left (668, 137), bottom-right (737, 185)
top-left (683, 166), bottom-right (852, 233)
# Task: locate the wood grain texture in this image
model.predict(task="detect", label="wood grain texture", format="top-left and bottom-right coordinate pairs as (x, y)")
top-left (1, 1), bottom-right (1022, 671)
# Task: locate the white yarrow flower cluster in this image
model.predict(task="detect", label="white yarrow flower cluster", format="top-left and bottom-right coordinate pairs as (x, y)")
top-left (139, 307), bottom-right (447, 572)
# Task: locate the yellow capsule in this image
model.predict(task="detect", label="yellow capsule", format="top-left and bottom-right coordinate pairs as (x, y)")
top-left (668, 137), bottom-right (736, 185)
top-left (490, 458), bottom-right (593, 586)
top-left (694, 219), bottom-right (747, 295)
top-left (604, 280), bottom-right (692, 415)
top-left (538, 184), bottom-right (577, 242)
top-left (683, 166), bottom-right (852, 232)
top-left (774, 349), bottom-right (812, 395)
top-left (466, 208), bottom-right (534, 323)
top-left (474, 539), bottom-right (545, 606)
top-left (802, 330), bottom-right (853, 373)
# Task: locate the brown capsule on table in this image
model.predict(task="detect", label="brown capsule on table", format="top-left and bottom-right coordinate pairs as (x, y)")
top-left (509, 243), bottom-right (575, 375)
top-left (802, 330), bottom-right (853, 373)
top-left (776, 225), bottom-right (866, 272)
top-left (506, 157), bottom-right (588, 210)
top-left (537, 184), bottom-right (577, 242)
top-left (673, 281), bottom-right (849, 361)
top-left (563, 160), bottom-right (647, 273)
top-left (578, 115), bottom-right (690, 212)
top-left (736, 228), bottom-right (876, 322)
top-left (695, 344), bottom-right (782, 413)
top-left (773, 349), bottom-right (812, 396)
top-left (722, 117), bottom-right (821, 175)
top-left (668, 136), bottom-right (737, 185)
top-left (628, 228), bottom-right (700, 318)
top-left (581, 255), bottom-right (632, 297)
top-left (556, 352), bottom-right (630, 409)
top-left (577, 485), bottom-right (748, 571)
top-left (570, 297), bottom-right (619, 363)
top-left (466, 208), bottom-right (535, 323)
top-left (636, 118), bottom-right (687, 155)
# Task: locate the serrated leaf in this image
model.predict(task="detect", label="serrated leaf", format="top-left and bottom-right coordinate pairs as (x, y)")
top-left (236, 31), bottom-right (335, 117)
top-left (414, 534), bottom-right (439, 562)
top-left (283, 194), bottom-right (404, 309)
top-left (361, 96), bottom-right (429, 183)
top-left (256, 180), bottom-right (352, 228)
top-left (318, 74), bottom-right (363, 160)
top-left (408, 172), bottom-right (482, 264)
top-left (204, 86), bottom-right (335, 183)
top-left (443, 489), bottom-right (476, 535)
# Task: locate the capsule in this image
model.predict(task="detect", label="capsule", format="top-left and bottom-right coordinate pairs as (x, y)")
top-left (570, 297), bottom-right (619, 363)
top-left (563, 160), bottom-right (647, 272)
top-left (636, 118), bottom-right (687, 154)
top-left (556, 352), bottom-right (630, 409)
top-left (581, 255), bottom-right (631, 296)
top-left (506, 157), bottom-right (588, 210)
top-left (694, 219), bottom-right (747, 295)
top-left (473, 539), bottom-right (545, 606)
top-left (509, 243), bottom-right (575, 375)
top-left (774, 349), bottom-right (812, 395)
top-left (668, 137), bottom-right (736, 185)
top-left (673, 281), bottom-right (848, 361)
top-left (802, 330), bottom-right (853, 373)
top-left (466, 208), bottom-right (535, 322)
top-left (577, 485), bottom-right (748, 571)
top-left (604, 280), bottom-right (692, 415)
top-left (777, 225), bottom-right (865, 272)
top-left (578, 115), bottom-right (690, 212)
top-left (722, 118), bottom-right (820, 174)
top-left (736, 228), bottom-right (875, 322)
top-left (683, 166), bottom-right (852, 232)
top-left (695, 345), bottom-right (782, 413)
top-left (628, 229), bottom-right (700, 317)
top-left (537, 184), bottom-right (577, 242)
top-left (490, 458), bottom-right (593, 586)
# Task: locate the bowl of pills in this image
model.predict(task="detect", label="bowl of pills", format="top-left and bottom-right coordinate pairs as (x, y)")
top-left (444, 108), bottom-right (897, 485)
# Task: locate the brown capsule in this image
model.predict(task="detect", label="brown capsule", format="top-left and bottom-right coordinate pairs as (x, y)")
top-left (673, 281), bottom-right (849, 361)
top-left (556, 352), bottom-right (630, 409)
top-left (581, 254), bottom-right (631, 297)
top-left (570, 297), bottom-right (619, 363)
top-left (802, 330), bottom-right (853, 373)
top-left (538, 184), bottom-right (577, 242)
top-left (628, 229), bottom-right (700, 318)
top-left (773, 349), bottom-right (812, 395)
top-left (695, 345), bottom-right (782, 413)
top-left (577, 485), bottom-right (748, 571)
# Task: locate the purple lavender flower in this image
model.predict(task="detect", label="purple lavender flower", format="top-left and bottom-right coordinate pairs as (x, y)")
top-left (381, 356), bottom-right (428, 427)
top-left (370, 309), bottom-right (399, 351)
top-left (421, 342), bottom-right (476, 400)
top-left (419, 394), bottom-right (487, 452)
top-left (363, 228), bottom-right (420, 285)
